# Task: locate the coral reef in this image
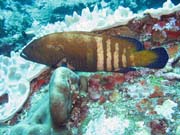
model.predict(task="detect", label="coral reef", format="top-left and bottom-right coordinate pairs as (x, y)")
top-left (0, 0), bottom-right (180, 135)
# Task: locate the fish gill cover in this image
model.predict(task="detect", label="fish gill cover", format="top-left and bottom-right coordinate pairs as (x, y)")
top-left (0, 0), bottom-right (180, 135)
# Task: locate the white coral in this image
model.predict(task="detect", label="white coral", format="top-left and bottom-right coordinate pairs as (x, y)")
top-left (155, 99), bottom-right (177, 120)
top-left (152, 24), bottom-right (163, 31)
top-left (144, 0), bottom-right (179, 19)
top-left (29, 5), bottom-right (136, 39)
top-left (0, 52), bottom-right (46, 122)
top-left (27, 0), bottom-right (180, 39)
top-left (84, 112), bottom-right (129, 135)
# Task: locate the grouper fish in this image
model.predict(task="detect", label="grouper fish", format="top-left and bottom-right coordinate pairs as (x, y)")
top-left (20, 31), bottom-right (169, 72)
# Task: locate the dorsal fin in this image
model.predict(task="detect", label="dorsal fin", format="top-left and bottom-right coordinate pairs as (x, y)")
top-left (114, 36), bottom-right (144, 51)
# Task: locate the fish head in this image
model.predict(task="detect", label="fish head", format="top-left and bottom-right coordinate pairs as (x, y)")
top-left (20, 38), bottom-right (65, 66)
top-left (21, 39), bottom-right (39, 60)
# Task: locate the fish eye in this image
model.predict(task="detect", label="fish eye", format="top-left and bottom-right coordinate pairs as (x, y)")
top-left (29, 45), bottom-right (35, 50)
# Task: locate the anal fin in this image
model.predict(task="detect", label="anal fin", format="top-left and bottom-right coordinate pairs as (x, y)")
top-left (115, 67), bottom-right (136, 73)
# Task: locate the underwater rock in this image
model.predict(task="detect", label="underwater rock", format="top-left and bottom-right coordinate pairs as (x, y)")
top-left (49, 67), bottom-right (79, 127)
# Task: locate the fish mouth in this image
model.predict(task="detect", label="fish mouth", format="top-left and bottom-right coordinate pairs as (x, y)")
top-left (20, 51), bottom-right (29, 60)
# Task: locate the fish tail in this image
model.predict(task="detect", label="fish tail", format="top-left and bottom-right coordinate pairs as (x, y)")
top-left (146, 47), bottom-right (169, 68)
top-left (132, 47), bottom-right (169, 69)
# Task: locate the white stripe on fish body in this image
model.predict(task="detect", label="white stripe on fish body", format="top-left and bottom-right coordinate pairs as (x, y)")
top-left (96, 37), bottom-right (104, 70)
top-left (113, 43), bottom-right (120, 70)
top-left (122, 48), bottom-right (127, 67)
top-left (106, 39), bottom-right (112, 71)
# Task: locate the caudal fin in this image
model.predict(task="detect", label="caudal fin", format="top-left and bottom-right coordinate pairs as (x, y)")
top-left (146, 47), bottom-right (169, 69)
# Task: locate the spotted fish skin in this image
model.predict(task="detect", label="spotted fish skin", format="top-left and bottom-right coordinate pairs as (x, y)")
top-left (21, 32), bottom-right (169, 72)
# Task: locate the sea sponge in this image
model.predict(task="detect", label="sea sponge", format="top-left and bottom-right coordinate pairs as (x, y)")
top-left (9, 88), bottom-right (51, 135)
top-left (10, 123), bottom-right (51, 135)
top-left (49, 67), bottom-right (79, 127)
top-left (10, 124), bottom-right (30, 135)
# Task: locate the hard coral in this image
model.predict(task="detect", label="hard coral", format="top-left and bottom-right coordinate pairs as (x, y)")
top-left (0, 52), bottom-right (46, 123)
